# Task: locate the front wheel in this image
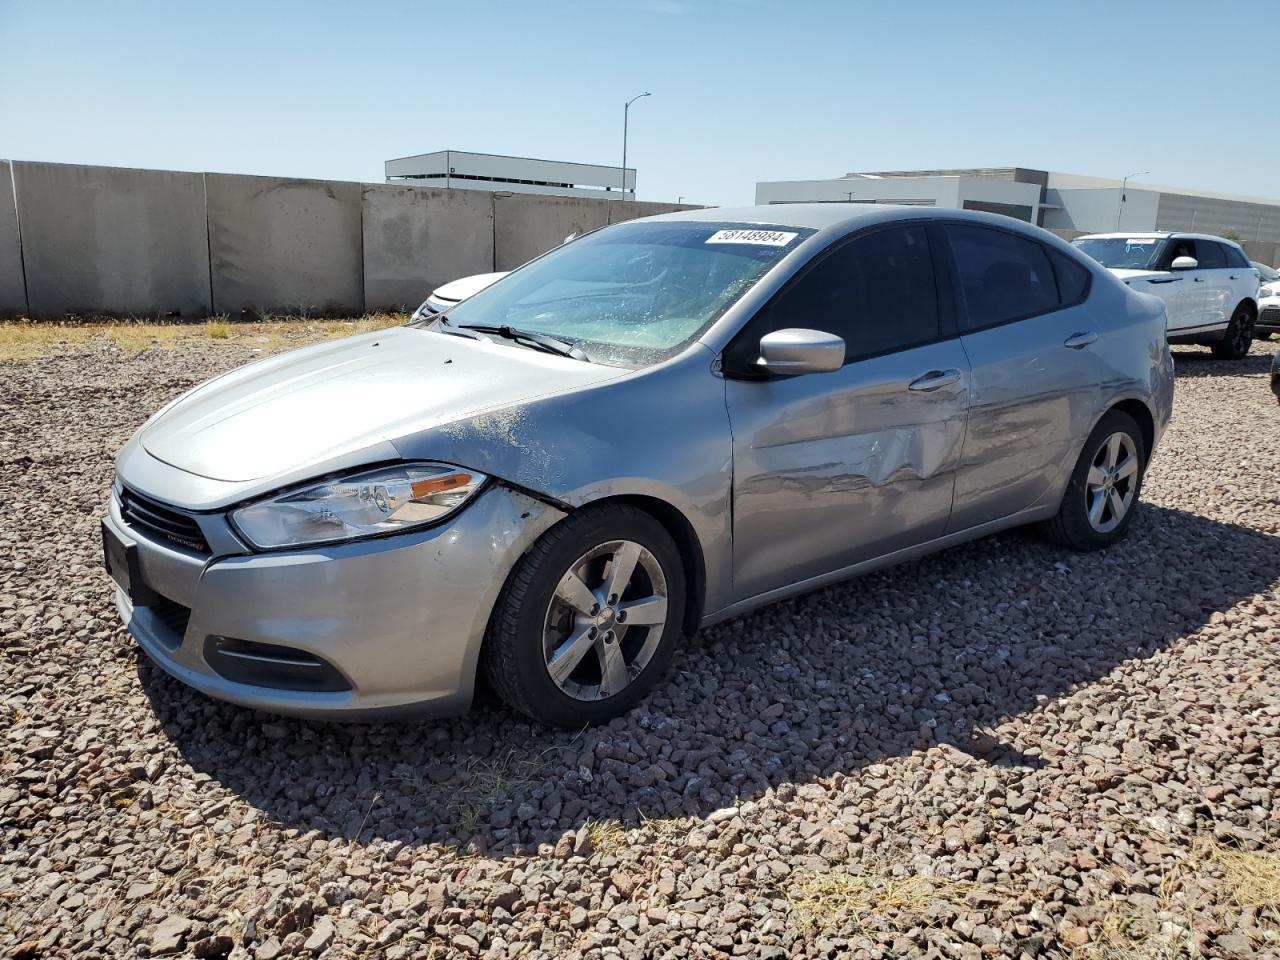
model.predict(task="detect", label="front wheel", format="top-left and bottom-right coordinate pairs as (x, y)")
top-left (1211, 303), bottom-right (1255, 359)
top-left (1043, 410), bottom-right (1147, 551)
top-left (482, 504), bottom-right (686, 728)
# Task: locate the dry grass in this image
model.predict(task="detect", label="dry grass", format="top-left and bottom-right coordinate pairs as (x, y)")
top-left (1072, 834), bottom-right (1280, 960)
top-left (0, 314), bottom-right (406, 361)
top-left (787, 862), bottom-right (983, 937)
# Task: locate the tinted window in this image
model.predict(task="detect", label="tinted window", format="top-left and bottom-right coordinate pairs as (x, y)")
top-left (947, 225), bottom-right (1058, 330)
top-left (1225, 245), bottom-right (1251, 268)
top-left (1194, 240), bottom-right (1226, 269)
top-left (739, 225), bottom-right (939, 364)
top-left (1049, 248), bottom-right (1091, 305)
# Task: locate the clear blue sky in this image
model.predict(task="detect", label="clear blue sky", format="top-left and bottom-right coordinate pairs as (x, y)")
top-left (3, 0), bottom-right (1277, 207)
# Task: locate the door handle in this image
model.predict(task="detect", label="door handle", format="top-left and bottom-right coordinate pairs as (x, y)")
top-left (1194, 277), bottom-right (1205, 282)
top-left (1063, 331), bottom-right (1098, 349)
top-left (907, 369), bottom-right (962, 392)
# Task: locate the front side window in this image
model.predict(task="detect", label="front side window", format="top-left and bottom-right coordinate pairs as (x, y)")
top-left (425, 220), bottom-right (812, 366)
top-left (948, 224), bottom-right (1058, 330)
top-left (1192, 240), bottom-right (1227, 269)
top-left (727, 225), bottom-right (939, 370)
top-left (1073, 236), bottom-right (1166, 270)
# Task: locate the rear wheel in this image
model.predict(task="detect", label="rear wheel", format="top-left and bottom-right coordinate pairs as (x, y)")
top-left (1044, 410), bottom-right (1146, 551)
top-left (482, 504), bottom-right (685, 728)
top-left (1211, 302), bottom-right (1255, 359)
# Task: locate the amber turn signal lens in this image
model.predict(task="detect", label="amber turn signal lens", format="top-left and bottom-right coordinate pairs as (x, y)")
top-left (411, 472), bottom-right (472, 498)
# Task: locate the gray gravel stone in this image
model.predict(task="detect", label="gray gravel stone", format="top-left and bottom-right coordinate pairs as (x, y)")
top-left (2, 335), bottom-right (1279, 958)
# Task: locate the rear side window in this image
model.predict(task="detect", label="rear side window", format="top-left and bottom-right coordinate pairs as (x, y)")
top-left (1194, 240), bottom-right (1227, 269)
top-left (736, 224), bottom-right (940, 364)
top-left (946, 224), bottom-right (1058, 331)
top-left (1048, 248), bottom-right (1091, 305)
top-left (1224, 244), bottom-right (1250, 268)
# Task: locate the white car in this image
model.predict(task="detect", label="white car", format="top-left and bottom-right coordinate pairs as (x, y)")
top-left (1073, 232), bottom-right (1259, 359)
top-left (1253, 261), bottom-right (1280, 340)
top-left (410, 271), bottom-right (508, 321)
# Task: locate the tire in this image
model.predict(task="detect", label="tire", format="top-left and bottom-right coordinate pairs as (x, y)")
top-left (482, 503), bottom-right (686, 728)
top-left (1043, 409), bottom-right (1146, 551)
top-left (1211, 302), bottom-right (1255, 359)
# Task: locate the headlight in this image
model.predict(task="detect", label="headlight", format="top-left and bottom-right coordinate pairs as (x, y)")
top-left (231, 463), bottom-right (487, 549)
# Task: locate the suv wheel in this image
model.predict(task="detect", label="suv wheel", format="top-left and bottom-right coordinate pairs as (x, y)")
top-left (1211, 303), bottom-right (1255, 359)
top-left (1044, 410), bottom-right (1146, 551)
top-left (482, 504), bottom-right (686, 728)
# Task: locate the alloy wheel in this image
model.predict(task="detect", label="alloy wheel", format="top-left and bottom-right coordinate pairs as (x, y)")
top-left (1085, 432), bottom-right (1139, 533)
top-left (1230, 310), bottom-right (1254, 355)
top-left (542, 540), bottom-right (669, 702)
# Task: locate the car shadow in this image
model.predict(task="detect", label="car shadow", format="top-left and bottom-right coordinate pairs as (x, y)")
top-left (1170, 348), bottom-right (1275, 377)
top-left (139, 503), bottom-right (1280, 858)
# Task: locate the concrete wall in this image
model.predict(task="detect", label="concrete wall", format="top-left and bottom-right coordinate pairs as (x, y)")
top-left (0, 160), bottom-right (700, 318)
top-left (0, 162), bottom-right (25, 315)
top-left (361, 185), bottom-right (494, 310)
top-left (1243, 241), bottom-right (1279, 269)
top-left (493, 194), bottom-right (612, 271)
top-left (207, 174), bottom-right (363, 315)
top-left (12, 161), bottom-right (211, 317)
top-left (1156, 193), bottom-right (1280, 244)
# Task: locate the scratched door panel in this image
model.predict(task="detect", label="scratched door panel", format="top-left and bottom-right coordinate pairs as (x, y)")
top-left (726, 339), bottom-right (970, 602)
top-left (948, 302), bottom-right (1104, 532)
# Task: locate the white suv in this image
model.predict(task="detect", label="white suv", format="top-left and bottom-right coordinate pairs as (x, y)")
top-left (1073, 232), bottom-right (1259, 359)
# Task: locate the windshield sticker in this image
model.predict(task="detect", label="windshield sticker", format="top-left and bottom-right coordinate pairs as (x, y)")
top-left (705, 229), bottom-right (798, 247)
top-left (1125, 239), bottom-right (1155, 245)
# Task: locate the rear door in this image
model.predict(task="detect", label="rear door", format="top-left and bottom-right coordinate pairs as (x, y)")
top-left (724, 222), bottom-right (970, 601)
top-left (1222, 242), bottom-right (1259, 313)
top-left (943, 223), bottom-right (1105, 532)
top-left (1191, 239), bottom-right (1232, 330)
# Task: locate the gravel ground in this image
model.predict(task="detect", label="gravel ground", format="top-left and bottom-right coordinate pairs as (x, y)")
top-left (2, 336), bottom-right (1279, 960)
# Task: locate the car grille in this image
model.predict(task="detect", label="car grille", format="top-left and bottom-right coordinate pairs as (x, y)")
top-left (1260, 304), bottom-right (1280, 324)
top-left (120, 488), bottom-right (208, 553)
top-left (149, 595), bottom-right (192, 641)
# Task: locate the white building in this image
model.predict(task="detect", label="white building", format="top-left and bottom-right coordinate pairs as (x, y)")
top-left (386, 150), bottom-right (635, 201)
top-left (756, 167), bottom-right (1280, 243)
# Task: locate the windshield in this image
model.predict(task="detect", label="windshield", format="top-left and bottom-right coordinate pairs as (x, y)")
top-left (1072, 237), bottom-right (1167, 270)
top-left (421, 220), bottom-right (813, 365)
top-left (1253, 261), bottom-right (1280, 282)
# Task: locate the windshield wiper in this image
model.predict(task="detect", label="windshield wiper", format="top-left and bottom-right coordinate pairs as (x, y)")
top-left (457, 324), bottom-right (590, 361)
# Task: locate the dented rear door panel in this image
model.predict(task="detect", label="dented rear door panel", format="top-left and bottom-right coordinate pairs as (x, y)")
top-left (726, 339), bottom-right (970, 602)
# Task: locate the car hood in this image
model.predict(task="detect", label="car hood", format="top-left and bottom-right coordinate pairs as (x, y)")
top-left (433, 271), bottom-right (508, 303)
top-left (139, 326), bottom-right (622, 483)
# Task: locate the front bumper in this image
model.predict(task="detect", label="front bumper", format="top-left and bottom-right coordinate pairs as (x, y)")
top-left (104, 483), bottom-right (564, 719)
top-left (1258, 301), bottom-right (1280, 331)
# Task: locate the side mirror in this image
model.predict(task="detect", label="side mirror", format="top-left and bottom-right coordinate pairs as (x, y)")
top-left (1171, 256), bottom-right (1198, 271)
top-left (757, 328), bottom-right (845, 375)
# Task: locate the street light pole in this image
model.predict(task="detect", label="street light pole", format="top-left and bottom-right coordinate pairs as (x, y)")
top-left (1115, 170), bottom-right (1149, 229)
top-left (621, 92), bottom-right (651, 203)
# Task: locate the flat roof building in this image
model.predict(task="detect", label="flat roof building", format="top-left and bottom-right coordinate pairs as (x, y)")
top-left (385, 150), bottom-right (635, 200)
top-left (756, 167), bottom-right (1280, 244)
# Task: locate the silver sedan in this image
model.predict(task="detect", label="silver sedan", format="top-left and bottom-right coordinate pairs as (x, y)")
top-left (103, 205), bottom-right (1174, 728)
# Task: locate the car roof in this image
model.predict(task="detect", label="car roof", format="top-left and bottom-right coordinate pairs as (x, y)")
top-left (1076, 230), bottom-right (1244, 246)
top-left (641, 202), bottom-right (1062, 240)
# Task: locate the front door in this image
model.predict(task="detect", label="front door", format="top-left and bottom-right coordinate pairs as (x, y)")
top-left (723, 223), bottom-right (970, 602)
top-left (1157, 237), bottom-right (1211, 334)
